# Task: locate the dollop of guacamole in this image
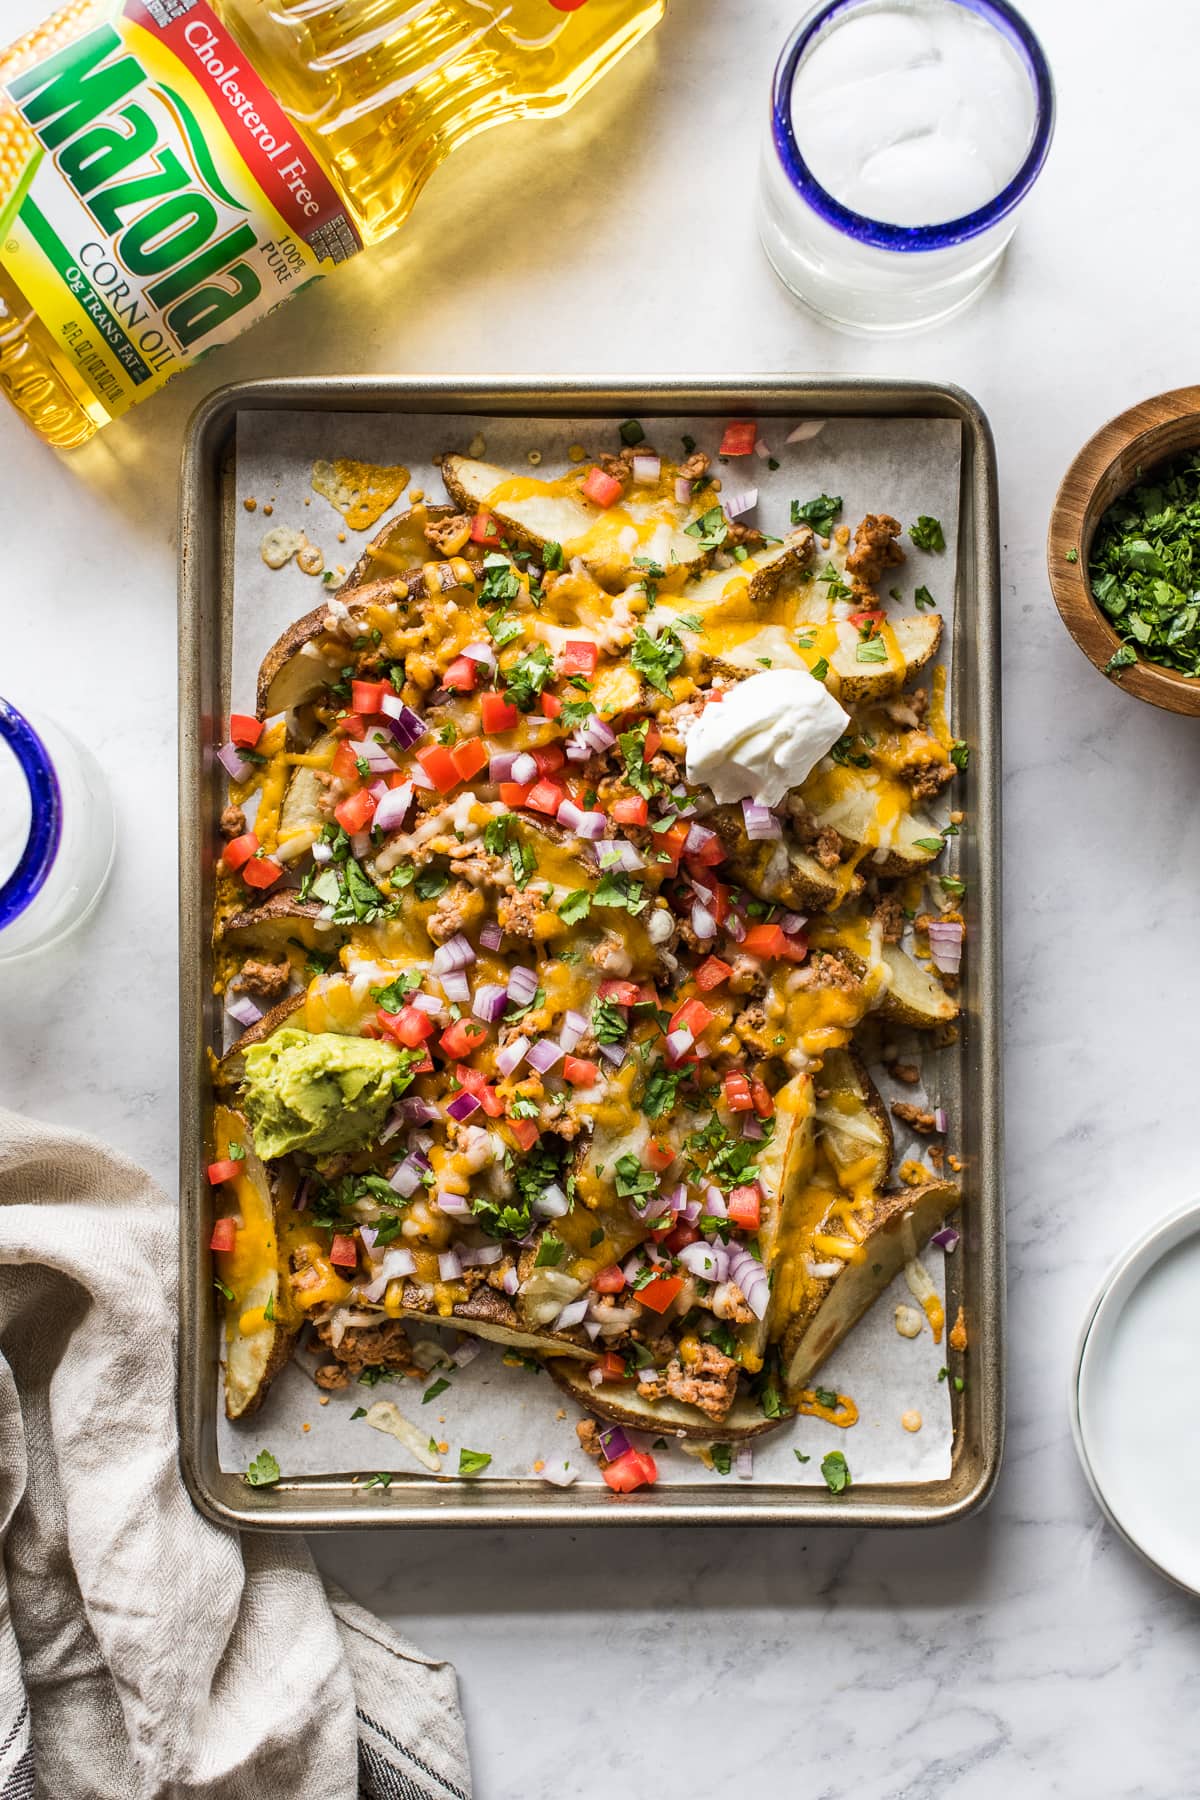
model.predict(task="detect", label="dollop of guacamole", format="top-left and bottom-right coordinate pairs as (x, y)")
top-left (241, 1028), bottom-right (403, 1160)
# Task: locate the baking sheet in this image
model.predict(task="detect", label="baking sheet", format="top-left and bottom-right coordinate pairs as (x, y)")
top-left (217, 407), bottom-right (962, 1492)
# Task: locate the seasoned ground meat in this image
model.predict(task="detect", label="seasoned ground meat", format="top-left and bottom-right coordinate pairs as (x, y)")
top-left (428, 879), bottom-right (476, 945)
top-left (423, 512), bottom-right (472, 556)
top-left (727, 953), bottom-right (767, 997)
top-left (927, 1142), bottom-right (946, 1170)
top-left (220, 803), bottom-right (246, 839)
top-left (648, 750), bottom-right (681, 784)
top-left (589, 933), bottom-right (633, 977)
top-left (891, 1061), bottom-right (921, 1086)
top-left (904, 761), bottom-right (956, 803)
top-left (808, 952), bottom-right (859, 991)
top-left (575, 1419), bottom-right (602, 1460)
top-left (536, 1094), bottom-right (583, 1140)
top-left (785, 803), bottom-right (844, 869)
top-left (313, 1317), bottom-right (416, 1390)
top-left (845, 512), bottom-right (904, 594)
top-left (815, 826), bottom-right (843, 871)
top-left (679, 449), bottom-right (710, 482)
top-left (873, 893), bottom-right (906, 943)
top-left (638, 1344), bottom-right (739, 1424)
top-left (710, 1282), bottom-right (753, 1325)
top-left (235, 958), bottom-right (291, 999)
top-left (597, 453), bottom-right (631, 491)
top-left (892, 1102), bottom-right (939, 1134)
top-left (448, 844), bottom-right (505, 886)
top-left (724, 519), bottom-right (765, 551)
top-left (497, 884), bottom-right (546, 939)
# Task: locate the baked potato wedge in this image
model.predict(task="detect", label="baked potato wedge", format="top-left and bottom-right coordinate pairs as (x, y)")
top-left (809, 916), bottom-right (959, 1030)
top-left (256, 563), bottom-right (479, 717)
top-left (548, 1358), bottom-right (784, 1442)
top-left (777, 1179), bottom-right (959, 1396)
top-left (211, 1104), bottom-right (299, 1418)
top-left (215, 993), bottom-right (306, 1087)
top-left (440, 454), bottom-right (710, 584)
top-left (220, 893), bottom-right (339, 961)
top-left (814, 1049), bottom-right (893, 1194)
top-left (340, 503), bottom-right (460, 593)
top-left (799, 760), bottom-right (945, 878)
top-left (392, 1280), bottom-right (596, 1361)
top-left (823, 615), bottom-right (943, 705)
top-left (706, 806), bottom-right (842, 912)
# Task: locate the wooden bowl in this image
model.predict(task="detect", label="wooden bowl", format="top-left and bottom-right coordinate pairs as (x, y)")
top-left (1047, 385), bottom-right (1200, 716)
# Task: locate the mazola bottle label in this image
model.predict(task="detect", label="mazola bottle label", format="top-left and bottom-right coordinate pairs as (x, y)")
top-left (0, 0), bottom-right (362, 423)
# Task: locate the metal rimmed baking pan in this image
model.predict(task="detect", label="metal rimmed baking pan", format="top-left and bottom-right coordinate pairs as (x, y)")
top-left (178, 375), bottom-right (1003, 1529)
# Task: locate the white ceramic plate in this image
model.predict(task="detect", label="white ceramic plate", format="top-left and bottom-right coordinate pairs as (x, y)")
top-left (1071, 1198), bottom-right (1200, 1595)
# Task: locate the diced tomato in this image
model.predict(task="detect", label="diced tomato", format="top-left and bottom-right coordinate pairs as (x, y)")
top-left (596, 1350), bottom-right (630, 1381)
top-left (334, 788), bottom-right (377, 834)
top-left (642, 724), bottom-right (661, 759)
top-left (708, 880), bottom-right (732, 927)
top-left (480, 691), bottom-right (520, 733)
top-left (508, 1116), bottom-right (540, 1151)
top-left (443, 655), bottom-right (478, 693)
top-left (663, 1220), bottom-right (700, 1254)
top-left (450, 737), bottom-right (489, 782)
top-left (696, 955), bottom-right (733, 992)
top-left (377, 1004), bottom-right (435, 1048)
top-left (409, 1048), bottom-right (435, 1075)
top-left (440, 1018), bottom-right (488, 1059)
top-left (206, 1160), bottom-right (241, 1187)
top-left (602, 1447), bottom-right (658, 1493)
top-left (387, 769), bottom-right (409, 789)
top-left (498, 781), bottom-right (534, 808)
top-left (455, 1065), bottom-right (504, 1117)
top-left (417, 744), bottom-right (461, 794)
top-left (242, 855), bottom-right (283, 890)
top-left (670, 996), bottom-right (714, 1038)
top-left (229, 713), bottom-right (263, 748)
top-left (685, 832), bottom-right (726, 870)
top-left (636, 1273), bottom-right (685, 1315)
top-left (582, 466), bottom-right (623, 508)
top-left (751, 1078), bottom-right (775, 1120)
top-left (470, 511), bottom-right (502, 547)
top-left (719, 419), bottom-right (758, 456)
top-left (222, 832), bottom-right (259, 872)
top-left (562, 1055), bottom-right (598, 1087)
top-left (541, 692), bottom-right (563, 720)
top-left (591, 1264), bottom-right (626, 1294)
top-left (329, 1233), bottom-right (358, 1269)
top-left (612, 794), bottom-right (648, 826)
top-left (559, 640), bottom-right (599, 676)
top-left (723, 1071), bottom-right (754, 1112)
top-left (338, 712), bottom-right (366, 740)
top-left (332, 739), bottom-right (362, 784)
top-left (351, 679), bottom-right (387, 715)
top-left (209, 1215), bottom-right (238, 1252)
top-left (531, 743), bottom-right (565, 777)
top-left (741, 922), bottom-right (792, 960)
top-left (525, 778), bottom-right (565, 815)
top-left (658, 821), bottom-right (691, 871)
top-left (644, 1137), bottom-right (676, 1172)
top-left (599, 978), bottom-right (639, 1006)
top-left (848, 609), bottom-right (886, 630)
top-left (728, 1183), bottom-right (762, 1230)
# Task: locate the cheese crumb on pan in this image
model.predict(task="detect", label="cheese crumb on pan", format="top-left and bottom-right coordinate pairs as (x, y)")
top-left (894, 1303), bottom-right (924, 1339)
top-left (364, 1400), bottom-right (442, 1472)
top-left (311, 458), bottom-right (410, 531)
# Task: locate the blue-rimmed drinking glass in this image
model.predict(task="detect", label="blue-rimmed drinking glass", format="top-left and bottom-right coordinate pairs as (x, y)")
top-left (757, 0), bottom-right (1055, 333)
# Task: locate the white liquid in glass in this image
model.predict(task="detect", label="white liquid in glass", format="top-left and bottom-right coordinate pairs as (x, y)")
top-left (0, 710), bottom-right (115, 962)
top-left (790, 4), bottom-right (1035, 227)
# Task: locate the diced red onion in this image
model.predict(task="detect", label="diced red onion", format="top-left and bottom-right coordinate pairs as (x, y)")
top-left (754, 438), bottom-right (772, 461)
top-left (678, 1241), bottom-right (720, 1282)
top-left (781, 911), bottom-right (807, 935)
top-left (726, 913), bottom-right (746, 943)
top-left (727, 1245), bottom-right (769, 1319)
top-left (928, 919), bottom-right (964, 974)
top-left (439, 970), bottom-right (470, 1004)
top-left (490, 752), bottom-right (518, 782)
top-left (933, 1108), bottom-right (949, 1134)
top-left (559, 1009), bottom-right (588, 1051)
top-left (565, 739), bottom-right (592, 765)
top-left (680, 1197), bottom-right (701, 1224)
top-left (674, 476), bottom-right (692, 506)
top-left (533, 1182), bottom-right (569, 1218)
top-left (587, 1365), bottom-right (604, 1387)
top-left (384, 705), bottom-right (428, 749)
top-left (400, 1096), bottom-right (440, 1123)
top-left (541, 1461), bottom-right (579, 1487)
top-left (703, 1184), bottom-right (727, 1218)
top-left (582, 1321), bottom-right (602, 1342)
top-left (557, 798), bottom-right (582, 832)
top-left (664, 1027), bottom-right (693, 1064)
top-left (479, 921), bottom-right (504, 951)
top-left (462, 641), bottom-right (498, 671)
top-left (361, 739), bottom-right (398, 774)
top-left (502, 1267), bottom-right (519, 1295)
top-left (217, 740), bottom-right (253, 782)
top-left (786, 421), bottom-right (823, 444)
top-left (554, 1297), bottom-right (590, 1331)
top-left (735, 1445), bottom-right (754, 1480)
top-left (436, 1190), bottom-right (471, 1215)
top-left (511, 752), bottom-right (537, 785)
top-left (351, 830), bottom-right (370, 860)
top-left (742, 799), bottom-right (781, 841)
top-left (409, 764), bottom-right (435, 790)
top-left (379, 693), bottom-right (406, 720)
top-left (495, 1035), bottom-right (529, 1077)
top-left (723, 487), bottom-right (759, 519)
top-left (452, 1336), bottom-right (483, 1365)
top-left (311, 840), bottom-right (334, 866)
top-left (358, 1225), bottom-right (380, 1255)
top-left (527, 1038), bottom-right (563, 1074)
top-left (473, 982), bottom-right (509, 1023)
top-left (389, 1156), bottom-right (424, 1198)
top-left (379, 1106), bottom-right (406, 1144)
top-left (433, 933), bottom-right (476, 973)
top-left (574, 810), bottom-right (606, 841)
top-left (373, 784), bottom-right (413, 833)
top-left (438, 1249), bottom-right (463, 1280)
top-left (691, 902), bottom-right (716, 941)
top-left (506, 964), bottom-right (539, 1005)
top-left (226, 993), bottom-right (263, 1027)
top-left (446, 1091), bottom-right (480, 1122)
top-left (597, 1040), bottom-right (626, 1067)
top-left (741, 1115), bottom-right (765, 1141)
top-left (631, 454), bottom-right (661, 485)
top-left (597, 1424), bottom-right (632, 1462)
top-left (598, 839), bottom-right (645, 874)
top-left (410, 992), bottom-right (442, 1017)
top-left (663, 1182), bottom-right (686, 1211)
top-left (582, 715), bottom-right (616, 752)
top-left (685, 823), bottom-right (718, 856)
top-left (931, 1226), bottom-right (960, 1253)
top-left (460, 1243), bottom-right (503, 1268)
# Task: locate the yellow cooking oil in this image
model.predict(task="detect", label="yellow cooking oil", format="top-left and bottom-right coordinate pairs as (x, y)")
top-left (0, 0), bottom-right (665, 449)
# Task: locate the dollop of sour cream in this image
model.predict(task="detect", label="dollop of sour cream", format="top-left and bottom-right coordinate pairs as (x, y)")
top-left (683, 669), bottom-right (850, 807)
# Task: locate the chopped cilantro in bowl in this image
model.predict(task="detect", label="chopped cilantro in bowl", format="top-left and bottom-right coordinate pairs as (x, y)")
top-left (1089, 448), bottom-right (1200, 680)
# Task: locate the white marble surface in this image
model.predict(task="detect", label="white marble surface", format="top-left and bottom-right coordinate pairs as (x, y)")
top-left (3, 0), bottom-right (1199, 1792)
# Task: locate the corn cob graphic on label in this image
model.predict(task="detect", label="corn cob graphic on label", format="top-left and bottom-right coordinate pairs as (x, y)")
top-left (0, 0), bottom-right (361, 424)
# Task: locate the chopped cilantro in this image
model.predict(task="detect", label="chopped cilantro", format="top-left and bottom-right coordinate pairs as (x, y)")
top-left (913, 837), bottom-right (944, 853)
top-left (350, 1406), bottom-right (367, 1420)
top-left (791, 494), bottom-right (842, 535)
top-left (619, 419), bottom-right (645, 446)
top-left (814, 1386), bottom-right (839, 1410)
top-left (509, 838), bottom-right (536, 890)
top-left (793, 1450), bottom-right (811, 1465)
top-left (950, 739), bottom-right (970, 771)
top-left (683, 505), bottom-right (728, 552)
top-left (810, 656), bottom-right (829, 681)
top-left (371, 971), bottom-right (421, 1011)
top-left (245, 1449), bottom-right (280, 1488)
top-left (642, 1061), bottom-right (684, 1120)
top-left (422, 1378), bottom-right (451, 1405)
top-left (618, 719), bottom-right (662, 798)
top-left (414, 865), bottom-right (449, 901)
top-left (458, 1448), bottom-right (492, 1477)
top-left (534, 1235), bottom-right (565, 1266)
top-left (1105, 643), bottom-right (1138, 674)
top-left (504, 644), bottom-right (554, 712)
top-left (592, 997), bottom-right (628, 1045)
top-left (910, 515), bottom-right (946, 553)
top-left (855, 638), bottom-right (889, 664)
top-left (818, 561), bottom-right (853, 601)
top-left (913, 584), bottom-right (935, 610)
top-left (363, 1472), bottom-right (392, 1489)
top-left (830, 734), bottom-right (871, 770)
top-left (710, 1443), bottom-right (733, 1475)
top-left (542, 541), bottom-right (565, 572)
top-left (560, 697), bottom-right (596, 730)
top-left (939, 875), bottom-right (965, 900)
top-left (559, 889), bottom-right (592, 926)
top-left (630, 618), bottom-right (700, 697)
top-left (1065, 547), bottom-right (1079, 563)
top-left (484, 816), bottom-right (510, 855)
top-left (821, 1450), bottom-right (851, 1494)
top-left (213, 1276), bottom-right (235, 1302)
